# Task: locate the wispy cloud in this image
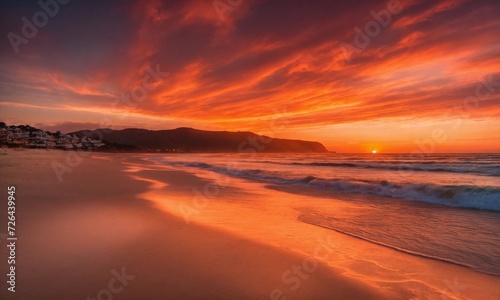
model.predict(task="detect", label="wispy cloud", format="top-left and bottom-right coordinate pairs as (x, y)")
top-left (0, 0), bottom-right (499, 151)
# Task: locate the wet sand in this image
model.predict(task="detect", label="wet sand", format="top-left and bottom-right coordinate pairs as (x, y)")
top-left (1, 149), bottom-right (499, 299)
top-left (0, 149), bottom-right (389, 299)
top-left (128, 154), bottom-right (500, 300)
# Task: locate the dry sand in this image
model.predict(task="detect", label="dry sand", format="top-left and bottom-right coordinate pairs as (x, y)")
top-left (0, 149), bottom-right (498, 299)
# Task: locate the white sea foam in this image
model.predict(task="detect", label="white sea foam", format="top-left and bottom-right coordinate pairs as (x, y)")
top-left (150, 156), bottom-right (500, 212)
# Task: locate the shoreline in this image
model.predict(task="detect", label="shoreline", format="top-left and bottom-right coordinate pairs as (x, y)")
top-left (0, 149), bottom-right (389, 299)
top-left (133, 153), bottom-right (500, 299)
top-left (1, 149), bottom-right (499, 299)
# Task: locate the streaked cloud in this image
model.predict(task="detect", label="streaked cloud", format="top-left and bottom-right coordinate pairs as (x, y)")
top-left (0, 0), bottom-right (499, 152)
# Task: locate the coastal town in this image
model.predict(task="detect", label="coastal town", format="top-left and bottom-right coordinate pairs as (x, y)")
top-left (0, 122), bottom-right (105, 150)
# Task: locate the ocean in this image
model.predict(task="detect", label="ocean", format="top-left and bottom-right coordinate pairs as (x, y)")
top-left (148, 153), bottom-right (500, 276)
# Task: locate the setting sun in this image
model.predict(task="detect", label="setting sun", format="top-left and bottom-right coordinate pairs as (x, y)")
top-left (0, 1), bottom-right (499, 299)
top-left (1, 0), bottom-right (499, 153)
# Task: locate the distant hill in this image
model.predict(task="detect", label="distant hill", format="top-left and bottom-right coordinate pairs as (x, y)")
top-left (70, 127), bottom-right (328, 153)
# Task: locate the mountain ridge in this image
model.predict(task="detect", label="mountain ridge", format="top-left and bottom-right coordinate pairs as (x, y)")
top-left (70, 127), bottom-right (329, 153)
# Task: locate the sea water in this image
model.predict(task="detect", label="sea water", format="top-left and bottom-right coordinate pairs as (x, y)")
top-left (150, 153), bottom-right (500, 276)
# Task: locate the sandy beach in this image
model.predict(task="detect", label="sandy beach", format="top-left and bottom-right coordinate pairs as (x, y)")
top-left (2, 0), bottom-right (499, 298)
top-left (0, 149), bottom-right (498, 299)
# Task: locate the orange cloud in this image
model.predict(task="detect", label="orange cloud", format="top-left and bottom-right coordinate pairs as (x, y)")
top-left (0, 0), bottom-right (499, 152)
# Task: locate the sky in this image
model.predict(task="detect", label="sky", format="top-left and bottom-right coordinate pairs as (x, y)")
top-left (0, 0), bottom-right (499, 152)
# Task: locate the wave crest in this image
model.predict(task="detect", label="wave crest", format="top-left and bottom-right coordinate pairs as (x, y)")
top-left (150, 158), bottom-right (500, 212)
